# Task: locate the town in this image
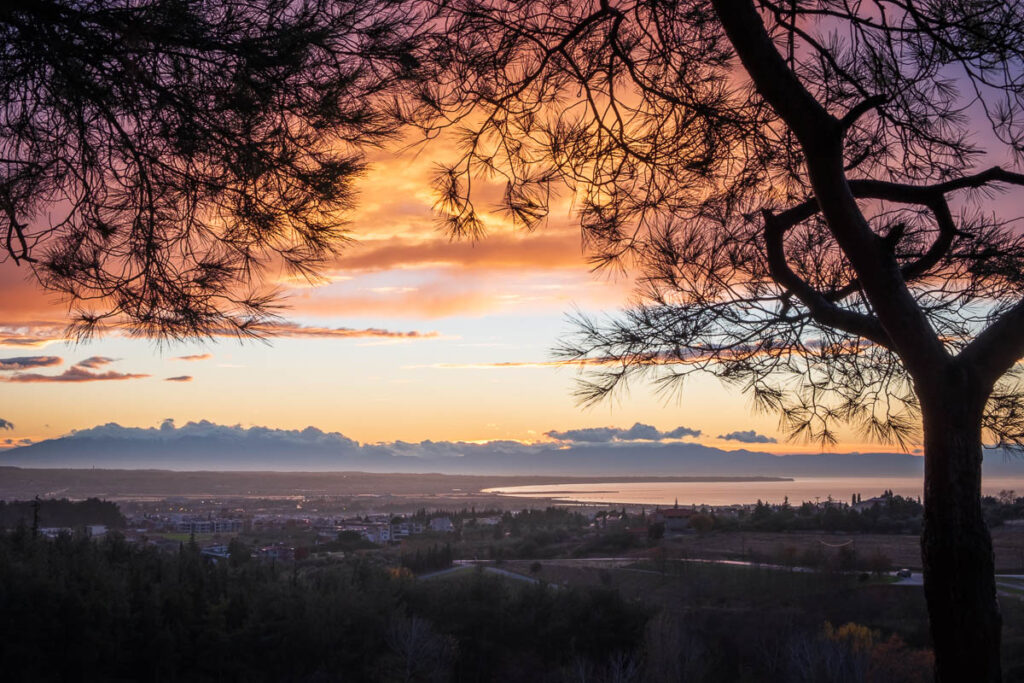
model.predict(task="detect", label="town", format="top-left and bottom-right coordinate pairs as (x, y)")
top-left (4, 489), bottom-right (1024, 680)
top-left (9, 488), bottom-right (1024, 577)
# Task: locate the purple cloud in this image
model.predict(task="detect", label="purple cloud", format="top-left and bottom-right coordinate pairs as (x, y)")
top-left (546, 422), bottom-right (702, 443)
top-left (5, 366), bottom-right (149, 383)
top-left (718, 430), bottom-right (777, 444)
top-left (0, 356), bottom-right (62, 370)
top-left (77, 356), bottom-right (117, 369)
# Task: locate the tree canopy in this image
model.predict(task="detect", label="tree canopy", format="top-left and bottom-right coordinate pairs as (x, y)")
top-left (1, 0), bottom-right (422, 338)
top-left (411, 0), bottom-right (1024, 450)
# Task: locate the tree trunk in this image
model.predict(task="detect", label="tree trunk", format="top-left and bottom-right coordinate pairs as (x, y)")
top-left (920, 371), bottom-right (1001, 682)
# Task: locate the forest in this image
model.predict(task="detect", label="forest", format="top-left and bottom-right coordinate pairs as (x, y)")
top-left (4, 526), bottom-right (1015, 682)
top-left (0, 528), bottom-right (649, 682)
top-left (0, 497), bottom-right (125, 529)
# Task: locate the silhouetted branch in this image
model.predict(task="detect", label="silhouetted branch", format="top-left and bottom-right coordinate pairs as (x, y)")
top-left (1, 0), bottom-right (425, 339)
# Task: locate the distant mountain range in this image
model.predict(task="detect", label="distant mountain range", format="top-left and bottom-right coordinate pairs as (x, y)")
top-left (3, 420), bottom-right (1023, 478)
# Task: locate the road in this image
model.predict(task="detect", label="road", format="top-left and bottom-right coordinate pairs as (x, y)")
top-left (427, 557), bottom-right (1024, 599)
top-left (418, 563), bottom-right (542, 585)
top-left (891, 571), bottom-right (1024, 599)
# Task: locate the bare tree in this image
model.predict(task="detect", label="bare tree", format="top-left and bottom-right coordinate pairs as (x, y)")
top-left (642, 612), bottom-right (708, 682)
top-left (786, 629), bottom-right (870, 683)
top-left (386, 614), bottom-right (453, 683)
top-left (412, 0), bottom-right (1024, 679)
top-left (1, 0), bottom-right (423, 338)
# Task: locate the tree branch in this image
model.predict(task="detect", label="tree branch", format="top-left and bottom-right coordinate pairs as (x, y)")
top-left (710, 0), bottom-right (837, 144)
top-left (960, 300), bottom-right (1024, 391)
top-left (711, 0), bottom-right (948, 376)
top-left (772, 167), bottom-right (1024, 302)
top-left (762, 209), bottom-right (892, 348)
top-left (841, 95), bottom-right (888, 130)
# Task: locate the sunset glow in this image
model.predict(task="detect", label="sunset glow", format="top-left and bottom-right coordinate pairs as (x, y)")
top-left (0, 142), bottom-right (888, 453)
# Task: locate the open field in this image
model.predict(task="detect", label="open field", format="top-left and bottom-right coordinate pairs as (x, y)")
top-left (659, 528), bottom-right (1024, 572)
top-left (156, 532), bottom-right (218, 543)
top-left (454, 559), bottom-right (941, 658)
top-left (482, 557), bottom-right (1024, 678)
top-left (500, 557), bottom-right (887, 601)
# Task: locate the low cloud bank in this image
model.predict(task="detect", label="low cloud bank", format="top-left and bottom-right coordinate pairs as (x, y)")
top-left (718, 430), bottom-right (778, 444)
top-left (70, 419), bottom-right (360, 450)
top-left (545, 422), bottom-right (702, 443)
top-left (0, 417), bottom-right (986, 479)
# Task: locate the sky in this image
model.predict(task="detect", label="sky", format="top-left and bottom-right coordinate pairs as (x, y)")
top-left (0, 137), bottom-right (970, 455)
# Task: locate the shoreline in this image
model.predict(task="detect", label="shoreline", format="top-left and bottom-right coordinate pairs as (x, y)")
top-left (0, 466), bottom-right (791, 500)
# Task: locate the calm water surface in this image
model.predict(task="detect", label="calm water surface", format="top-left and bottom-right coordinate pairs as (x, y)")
top-left (484, 477), bottom-right (1024, 506)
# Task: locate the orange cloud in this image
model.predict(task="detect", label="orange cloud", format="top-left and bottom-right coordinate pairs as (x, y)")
top-left (415, 338), bottom-right (877, 371)
top-left (77, 356), bottom-right (117, 369)
top-left (246, 322), bottom-right (441, 340)
top-left (0, 318), bottom-right (441, 345)
top-left (287, 270), bottom-right (632, 319)
top-left (289, 286), bottom-right (503, 319)
top-left (172, 353), bottom-right (213, 361)
top-left (330, 230), bottom-right (587, 274)
top-left (0, 264), bottom-right (68, 321)
top-left (0, 322), bottom-right (68, 347)
top-left (408, 358), bottom-right (623, 370)
top-left (0, 138), bottom-right (625, 330)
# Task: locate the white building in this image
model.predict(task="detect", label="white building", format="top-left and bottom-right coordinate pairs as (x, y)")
top-left (429, 517), bottom-right (454, 533)
top-left (392, 521), bottom-right (425, 537)
top-left (176, 518), bottom-right (243, 534)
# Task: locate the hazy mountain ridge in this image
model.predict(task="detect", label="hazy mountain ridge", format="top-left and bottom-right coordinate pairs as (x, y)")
top-left (3, 420), bottom-right (1022, 477)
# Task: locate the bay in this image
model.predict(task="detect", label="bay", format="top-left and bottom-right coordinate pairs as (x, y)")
top-left (484, 476), bottom-right (1024, 507)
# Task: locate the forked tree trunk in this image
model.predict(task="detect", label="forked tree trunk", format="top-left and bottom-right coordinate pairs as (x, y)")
top-left (919, 371), bottom-right (1001, 682)
top-left (707, 2), bottom-right (1008, 677)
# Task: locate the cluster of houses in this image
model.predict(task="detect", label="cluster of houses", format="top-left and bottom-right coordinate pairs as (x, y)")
top-left (187, 514), bottom-right (464, 565)
top-left (125, 513), bottom-right (247, 535)
top-left (39, 524), bottom-right (109, 539)
top-left (312, 515), bottom-right (456, 544)
top-left (175, 517), bottom-right (244, 535)
top-left (123, 507), bottom-right (462, 551)
top-left (650, 506), bottom-right (698, 534)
